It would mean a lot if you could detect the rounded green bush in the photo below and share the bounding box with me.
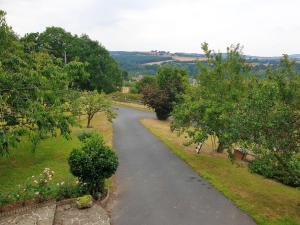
[68,132,118,197]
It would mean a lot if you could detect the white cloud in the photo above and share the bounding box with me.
[1,0,300,56]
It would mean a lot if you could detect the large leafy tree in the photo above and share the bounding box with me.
[22,27,122,93]
[172,43,250,152]
[0,11,84,154]
[233,56,300,185]
[142,66,188,120]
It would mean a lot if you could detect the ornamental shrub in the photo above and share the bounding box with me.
[68,132,118,198]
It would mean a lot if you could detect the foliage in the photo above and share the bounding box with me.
[0,168,56,206]
[172,43,300,187]
[0,168,86,206]
[142,66,188,120]
[80,91,115,128]
[0,12,83,155]
[22,27,122,93]
[55,181,86,200]
[0,10,122,154]
[132,76,157,93]
[232,56,300,185]
[68,132,118,197]
[172,43,250,152]
[249,152,300,187]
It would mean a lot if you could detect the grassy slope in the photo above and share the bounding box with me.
[140,118,300,225]
[113,101,153,112]
[0,112,113,193]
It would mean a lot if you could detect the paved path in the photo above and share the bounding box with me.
[112,106,256,225]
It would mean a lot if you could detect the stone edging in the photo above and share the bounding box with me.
[0,188,111,222]
[0,200,56,219]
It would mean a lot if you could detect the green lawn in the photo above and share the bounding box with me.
[0,112,113,193]
[140,118,300,225]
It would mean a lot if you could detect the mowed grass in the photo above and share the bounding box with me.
[140,118,300,225]
[0,112,113,193]
[113,101,153,112]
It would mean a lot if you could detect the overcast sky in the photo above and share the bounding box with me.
[1,0,300,56]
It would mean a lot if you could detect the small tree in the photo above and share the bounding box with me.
[172,43,249,153]
[142,66,188,120]
[68,132,118,197]
[80,91,115,128]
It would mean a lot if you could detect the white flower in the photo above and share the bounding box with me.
[61,181,64,185]
[35,192,39,195]
[34,180,38,184]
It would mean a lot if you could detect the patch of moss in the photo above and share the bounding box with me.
[77,195,92,205]
[76,194,93,209]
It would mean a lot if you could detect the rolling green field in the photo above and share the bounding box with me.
[140,118,300,225]
[0,112,113,193]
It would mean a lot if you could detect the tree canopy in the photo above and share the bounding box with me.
[0,10,118,155]
[21,27,123,93]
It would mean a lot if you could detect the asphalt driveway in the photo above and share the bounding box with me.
[112,106,256,225]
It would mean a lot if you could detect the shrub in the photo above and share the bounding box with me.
[0,168,58,206]
[31,168,56,202]
[55,181,86,200]
[142,85,170,120]
[68,132,118,198]
[249,152,300,187]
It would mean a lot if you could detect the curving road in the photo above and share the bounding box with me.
[112,106,256,225]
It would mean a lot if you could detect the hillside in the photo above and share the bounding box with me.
[110,51,300,76]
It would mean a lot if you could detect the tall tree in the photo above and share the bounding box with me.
[172,43,250,153]
[23,27,123,93]
[142,66,188,120]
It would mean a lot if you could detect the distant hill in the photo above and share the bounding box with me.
[110,51,300,76]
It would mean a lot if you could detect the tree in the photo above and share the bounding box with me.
[134,75,156,93]
[80,91,115,128]
[142,66,188,120]
[0,11,84,154]
[232,56,300,186]
[68,132,118,197]
[24,27,123,93]
[171,43,250,153]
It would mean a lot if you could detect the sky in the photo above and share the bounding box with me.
[1,0,300,56]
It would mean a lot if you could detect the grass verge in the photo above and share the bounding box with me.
[0,112,113,193]
[140,118,300,225]
[113,101,153,112]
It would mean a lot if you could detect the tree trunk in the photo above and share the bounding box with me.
[87,114,93,128]
[216,141,225,153]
